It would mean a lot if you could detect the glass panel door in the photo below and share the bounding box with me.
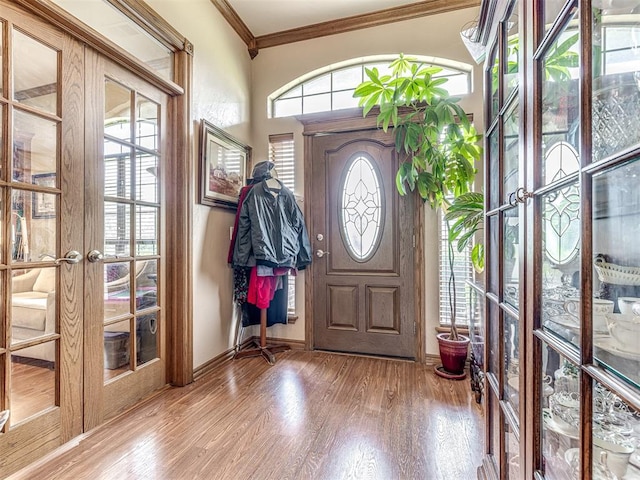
[0,5,84,476]
[84,52,166,427]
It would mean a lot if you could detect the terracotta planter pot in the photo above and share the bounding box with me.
[437,332,470,376]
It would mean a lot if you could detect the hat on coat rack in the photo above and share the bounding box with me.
[249,161,279,183]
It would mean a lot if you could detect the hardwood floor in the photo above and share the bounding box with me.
[8,351,483,480]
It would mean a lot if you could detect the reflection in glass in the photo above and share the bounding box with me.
[544,141,580,185]
[488,129,500,211]
[506,420,521,479]
[136,96,159,151]
[543,1,576,34]
[13,30,57,114]
[504,207,519,306]
[136,312,157,366]
[13,110,57,183]
[10,350,56,425]
[591,381,639,480]
[104,140,131,199]
[490,46,500,122]
[11,268,57,348]
[488,300,499,377]
[104,202,131,256]
[104,319,131,381]
[504,1,519,99]
[11,190,56,263]
[468,283,485,403]
[542,343,579,479]
[136,153,158,203]
[503,102,519,202]
[592,5,640,162]
[541,183,580,343]
[504,314,520,416]
[488,214,499,294]
[105,80,132,142]
[339,155,383,261]
[541,16,580,186]
[136,206,158,256]
[104,262,131,320]
[490,393,501,461]
[593,160,640,388]
[135,260,157,310]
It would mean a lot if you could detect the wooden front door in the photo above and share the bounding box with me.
[310,128,416,359]
[83,51,167,429]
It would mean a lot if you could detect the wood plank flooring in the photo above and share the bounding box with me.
[8,351,483,480]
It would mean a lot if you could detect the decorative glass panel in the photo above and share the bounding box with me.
[542,343,580,479]
[541,16,580,186]
[504,207,519,305]
[504,1,519,99]
[544,141,580,186]
[13,30,57,114]
[504,313,520,417]
[591,381,640,480]
[503,102,519,203]
[104,140,131,199]
[339,155,383,262]
[591,5,640,163]
[13,110,57,184]
[541,183,580,344]
[104,202,131,257]
[105,80,132,142]
[593,159,640,389]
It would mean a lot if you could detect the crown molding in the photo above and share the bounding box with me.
[212,0,480,59]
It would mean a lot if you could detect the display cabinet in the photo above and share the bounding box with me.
[477,1,640,479]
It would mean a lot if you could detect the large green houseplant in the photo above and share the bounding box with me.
[354,55,483,376]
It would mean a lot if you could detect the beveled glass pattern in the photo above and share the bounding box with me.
[541,183,580,344]
[339,155,383,262]
[541,16,580,186]
[542,343,580,480]
[591,6,640,163]
[503,102,519,203]
[12,30,57,114]
[105,80,132,142]
[592,160,640,389]
[104,202,131,257]
[590,382,640,479]
[104,140,131,199]
[504,1,519,99]
[10,348,56,425]
[503,207,519,307]
[104,319,131,382]
[504,313,520,417]
[13,110,57,184]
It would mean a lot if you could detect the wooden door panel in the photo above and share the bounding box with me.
[312,128,415,359]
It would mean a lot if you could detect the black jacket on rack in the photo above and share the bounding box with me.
[232,178,312,270]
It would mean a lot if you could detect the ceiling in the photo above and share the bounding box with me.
[211,0,481,58]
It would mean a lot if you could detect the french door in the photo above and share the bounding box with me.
[83,51,166,429]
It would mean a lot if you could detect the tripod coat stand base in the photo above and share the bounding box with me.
[234,307,290,365]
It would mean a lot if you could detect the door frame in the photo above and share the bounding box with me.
[300,109,426,363]
[16,0,194,386]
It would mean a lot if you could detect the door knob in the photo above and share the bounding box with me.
[316,249,330,258]
[54,250,82,265]
[87,250,104,263]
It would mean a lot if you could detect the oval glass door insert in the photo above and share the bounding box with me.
[339,154,384,261]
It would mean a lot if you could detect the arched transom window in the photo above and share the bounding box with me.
[269,55,473,118]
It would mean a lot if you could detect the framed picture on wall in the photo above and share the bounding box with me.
[199,119,251,210]
[32,173,56,219]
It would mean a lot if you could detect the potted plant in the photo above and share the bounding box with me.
[354,55,483,378]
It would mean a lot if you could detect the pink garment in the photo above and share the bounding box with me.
[246,267,279,309]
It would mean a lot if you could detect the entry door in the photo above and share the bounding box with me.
[83,51,166,428]
[0,3,84,474]
[311,129,415,358]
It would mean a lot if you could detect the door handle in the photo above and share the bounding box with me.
[87,250,104,263]
[54,250,82,265]
[316,249,330,258]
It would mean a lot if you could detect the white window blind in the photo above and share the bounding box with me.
[439,211,473,327]
[269,133,296,314]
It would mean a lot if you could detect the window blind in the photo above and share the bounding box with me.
[439,211,473,327]
[269,133,296,314]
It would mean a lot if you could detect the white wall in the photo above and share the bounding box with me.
[147,0,252,369]
[250,7,485,356]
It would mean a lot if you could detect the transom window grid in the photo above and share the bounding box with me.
[271,60,471,118]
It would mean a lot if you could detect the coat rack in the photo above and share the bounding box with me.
[234,308,290,365]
